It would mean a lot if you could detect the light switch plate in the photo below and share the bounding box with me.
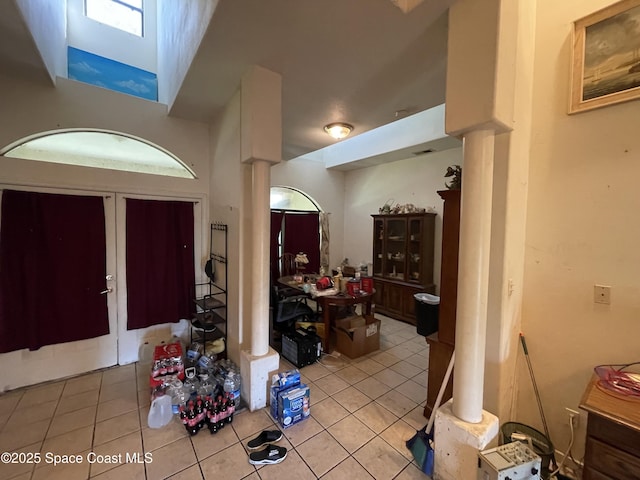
[594,285,611,305]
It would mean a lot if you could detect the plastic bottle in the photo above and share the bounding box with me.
[216,395,226,430]
[186,342,203,364]
[198,374,215,398]
[170,380,188,415]
[183,367,200,402]
[186,401,198,435]
[197,352,216,373]
[224,370,242,408]
[208,401,219,434]
[147,394,173,429]
[225,392,234,424]
[139,341,153,365]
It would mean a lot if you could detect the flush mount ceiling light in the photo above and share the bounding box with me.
[323,122,353,140]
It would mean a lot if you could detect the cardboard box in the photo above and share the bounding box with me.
[333,315,381,358]
[269,369,300,421]
[277,384,310,429]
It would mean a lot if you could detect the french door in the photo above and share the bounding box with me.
[0,186,118,391]
[115,193,203,366]
[0,187,202,391]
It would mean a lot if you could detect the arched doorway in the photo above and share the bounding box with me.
[269,186,328,283]
[0,129,202,390]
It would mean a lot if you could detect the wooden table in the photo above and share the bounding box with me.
[276,276,375,352]
[579,375,640,479]
[316,290,375,353]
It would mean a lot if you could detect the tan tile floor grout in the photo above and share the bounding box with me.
[0,315,432,480]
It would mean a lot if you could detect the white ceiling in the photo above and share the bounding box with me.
[0,0,456,165]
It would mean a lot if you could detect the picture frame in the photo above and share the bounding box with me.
[569,0,640,114]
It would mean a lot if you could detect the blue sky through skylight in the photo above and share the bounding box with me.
[68,46,158,101]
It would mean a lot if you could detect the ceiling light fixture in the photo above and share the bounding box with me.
[323,122,353,140]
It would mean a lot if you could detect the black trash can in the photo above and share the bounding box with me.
[414,293,439,336]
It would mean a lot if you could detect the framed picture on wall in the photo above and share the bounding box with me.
[570,0,640,113]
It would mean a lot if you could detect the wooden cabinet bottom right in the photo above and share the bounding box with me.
[580,376,640,480]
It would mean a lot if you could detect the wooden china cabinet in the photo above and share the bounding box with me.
[371,212,436,324]
[424,189,460,418]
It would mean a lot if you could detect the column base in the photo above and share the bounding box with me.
[433,399,499,480]
[240,347,280,411]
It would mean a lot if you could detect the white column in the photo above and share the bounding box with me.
[452,128,495,423]
[250,159,271,357]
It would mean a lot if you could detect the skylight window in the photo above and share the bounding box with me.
[85,0,144,37]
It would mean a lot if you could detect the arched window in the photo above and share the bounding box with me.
[270,186,320,211]
[1,129,196,179]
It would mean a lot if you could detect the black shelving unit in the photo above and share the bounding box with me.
[191,222,228,356]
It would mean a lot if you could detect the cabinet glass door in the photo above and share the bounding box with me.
[408,217,422,284]
[385,218,406,281]
[373,219,384,276]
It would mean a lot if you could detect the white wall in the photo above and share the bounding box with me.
[209,89,246,362]
[0,76,210,190]
[343,148,463,293]
[0,73,211,388]
[517,0,640,461]
[157,0,217,107]
[16,0,66,82]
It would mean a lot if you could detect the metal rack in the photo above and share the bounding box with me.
[191,222,228,356]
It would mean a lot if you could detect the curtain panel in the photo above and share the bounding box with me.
[0,190,109,353]
[126,198,195,330]
[283,212,320,274]
[270,211,284,285]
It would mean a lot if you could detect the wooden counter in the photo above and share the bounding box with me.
[579,375,640,479]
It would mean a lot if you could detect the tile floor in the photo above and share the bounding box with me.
[0,315,432,480]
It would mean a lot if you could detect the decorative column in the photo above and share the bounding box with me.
[433,0,521,478]
[250,159,271,356]
[239,66,282,411]
[452,128,494,422]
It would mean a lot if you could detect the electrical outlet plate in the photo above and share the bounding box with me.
[566,407,580,428]
[594,285,611,305]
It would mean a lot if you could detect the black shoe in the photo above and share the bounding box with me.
[246,430,283,450]
[248,444,287,465]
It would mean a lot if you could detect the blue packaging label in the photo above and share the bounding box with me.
[270,369,301,421]
[278,384,310,428]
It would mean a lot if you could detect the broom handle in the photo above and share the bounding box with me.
[426,350,455,435]
[519,334,552,446]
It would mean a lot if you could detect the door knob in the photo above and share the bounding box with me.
[100,287,113,295]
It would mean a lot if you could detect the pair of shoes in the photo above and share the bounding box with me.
[247,430,286,465]
[246,429,283,450]
[248,444,287,465]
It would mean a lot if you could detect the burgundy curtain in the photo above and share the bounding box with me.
[126,198,195,330]
[283,212,320,274]
[0,190,109,353]
[270,211,284,284]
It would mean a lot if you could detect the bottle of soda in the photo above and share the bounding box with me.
[195,396,205,431]
[216,395,226,429]
[225,392,234,424]
[208,402,218,434]
[186,401,198,436]
[179,404,188,429]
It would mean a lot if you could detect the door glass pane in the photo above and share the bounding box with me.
[408,218,422,282]
[386,218,406,280]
